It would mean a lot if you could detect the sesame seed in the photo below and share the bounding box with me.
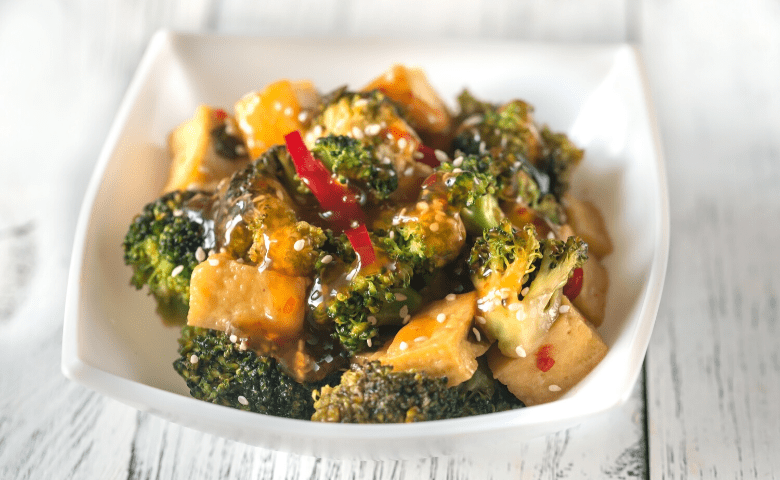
[427,113,438,124]
[235,145,246,155]
[293,239,306,251]
[298,111,309,122]
[521,286,530,296]
[239,341,248,351]
[367,338,373,347]
[171,265,184,277]
[547,231,556,239]
[324,354,333,363]
[367,316,377,325]
[208,258,220,267]
[516,346,527,357]
[399,341,408,351]
[190,354,199,364]
[516,310,524,321]
[413,151,424,160]
[508,302,521,312]
[403,315,411,324]
[429,222,440,232]
[208,249,216,257]
[365,124,381,136]
[479,141,486,154]
[414,336,428,343]
[446,293,456,301]
[436,313,447,323]
[559,305,570,313]
[354,98,369,107]
[229,334,238,343]
[313,125,323,137]
[321,254,333,264]
[284,106,293,116]
[238,395,249,406]
[399,305,409,318]
[404,166,414,176]
[452,167,463,174]
[476,315,487,325]
[382,157,393,165]
[434,149,448,162]
[472,328,482,342]
[236,258,244,264]
[388,231,395,239]
[352,126,364,139]
[173,209,183,217]
[549,385,562,392]
[386,132,394,141]
[453,156,464,167]
[395,293,408,301]
[274,101,282,111]
[276,189,285,201]
[397,137,408,150]
[416,201,429,211]
[224,123,236,135]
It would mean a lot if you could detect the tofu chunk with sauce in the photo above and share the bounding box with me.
[164,105,251,193]
[487,297,607,406]
[563,194,613,259]
[187,252,309,347]
[370,291,490,387]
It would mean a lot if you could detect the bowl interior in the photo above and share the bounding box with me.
[63,33,667,459]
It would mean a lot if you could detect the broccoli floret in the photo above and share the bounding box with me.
[173,326,329,419]
[312,241,420,353]
[216,161,326,276]
[453,90,543,163]
[468,220,587,357]
[538,125,584,199]
[430,161,505,234]
[311,134,398,201]
[311,361,522,423]
[376,197,467,274]
[123,190,212,321]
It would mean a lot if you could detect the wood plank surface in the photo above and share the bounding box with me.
[8,0,779,478]
[641,1,780,477]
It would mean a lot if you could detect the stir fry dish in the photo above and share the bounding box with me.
[123,65,613,422]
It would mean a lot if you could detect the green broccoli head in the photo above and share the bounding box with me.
[453,90,543,163]
[216,161,326,276]
[468,220,587,357]
[312,134,398,201]
[311,361,523,423]
[376,198,467,274]
[123,190,212,321]
[173,326,330,419]
[539,125,584,199]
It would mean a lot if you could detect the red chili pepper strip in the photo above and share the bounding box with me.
[284,131,366,230]
[535,344,555,372]
[345,224,376,267]
[563,267,584,300]
[416,144,440,168]
[213,108,228,121]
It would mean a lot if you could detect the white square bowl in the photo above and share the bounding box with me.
[62,31,668,459]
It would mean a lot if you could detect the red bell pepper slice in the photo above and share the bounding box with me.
[284,131,376,265]
[284,131,366,230]
[345,224,376,267]
[563,267,584,300]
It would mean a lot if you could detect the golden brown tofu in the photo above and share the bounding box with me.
[164,105,251,193]
[487,298,607,406]
[371,291,489,387]
[187,252,309,347]
[362,64,452,137]
[573,255,609,327]
[563,193,613,259]
[234,80,319,159]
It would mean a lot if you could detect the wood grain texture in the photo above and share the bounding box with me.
[641,0,780,478]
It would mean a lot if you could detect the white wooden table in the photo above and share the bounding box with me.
[1,1,778,478]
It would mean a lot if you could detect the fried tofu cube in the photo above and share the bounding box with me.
[164,105,251,193]
[487,298,607,406]
[363,64,452,136]
[573,255,609,326]
[188,252,309,347]
[371,291,489,387]
[234,80,319,159]
[563,193,613,259]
